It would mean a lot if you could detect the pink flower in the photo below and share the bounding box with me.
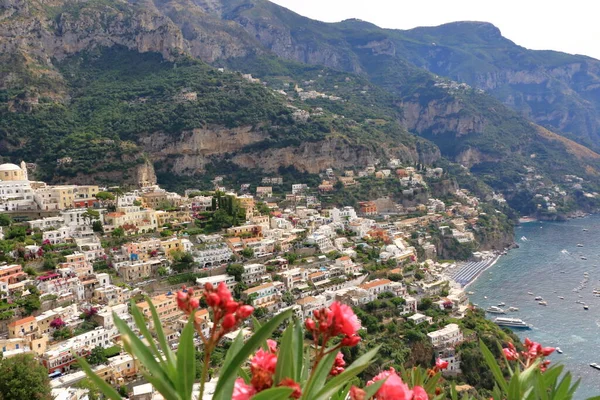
[412,385,429,400]
[266,339,278,354]
[330,352,346,376]
[503,347,519,361]
[217,282,233,304]
[368,368,413,400]
[330,301,361,337]
[251,349,278,374]
[236,305,254,319]
[435,358,449,370]
[542,347,556,356]
[232,378,256,400]
[350,386,367,400]
[278,378,302,399]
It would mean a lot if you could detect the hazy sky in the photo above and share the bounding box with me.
[270,0,600,60]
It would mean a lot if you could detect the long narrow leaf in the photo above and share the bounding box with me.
[274,323,295,385]
[221,330,245,376]
[176,316,196,400]
[130,300,162,360]
[313,346,380,400]
[213,309,293,400]
[77,355,122,400]
[250,387,294,400]
[362,378,386,399]
[146,295,177,371]
[293,319,304,382]
[301,349,338,400]
[113,315,176,395]
[479,340,508,393]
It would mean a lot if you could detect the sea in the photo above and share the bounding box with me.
[469,215,600,399]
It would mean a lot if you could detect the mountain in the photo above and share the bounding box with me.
[2,0,600,215]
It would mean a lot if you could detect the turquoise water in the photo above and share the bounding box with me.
[469,216,600,399]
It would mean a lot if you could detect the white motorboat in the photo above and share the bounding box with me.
[539,300,548,306]
[558,296,564,300]
[534,296,543,301]
[486,306,506,314]
[498,302,506,307]
[494,317,530,329]
[508,307,519,312]
[556,347,563,354]
[584,304,589,310]
[590,363,600,370]
[581,256,588,260]
[577,244,584,247]
[528,292,534,295]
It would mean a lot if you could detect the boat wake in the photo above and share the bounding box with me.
[521,236,528,242]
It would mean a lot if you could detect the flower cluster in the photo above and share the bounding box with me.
[330,351,346,376]
[233,340,302,400]
[305,301,361,348]
[177,283,254,342]
[502,338,555,371]
[350,368,428,400]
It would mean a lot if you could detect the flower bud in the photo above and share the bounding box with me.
[226,301,240,314]
[349,386,366,400]
[189,298,199,310]
[236,305,254,319]
[222,313,236,330]
[206,293,220,308]
[542,347,556,356]
[341,335,361,347]
[305,318,316,331]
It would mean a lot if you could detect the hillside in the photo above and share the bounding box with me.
[2,0,600,215]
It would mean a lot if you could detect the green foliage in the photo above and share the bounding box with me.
[0,213,11,227]
[86,345,108,366]
[0,354,52,400]
[171,251,196,272]
[226,263,245,282]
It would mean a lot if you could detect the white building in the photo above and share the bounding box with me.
[196,274,237,291]
[427,323,463,348]
[279,268,309,289]
[194,244,233,268]
[330,206,357,223]
[242,264,267,285]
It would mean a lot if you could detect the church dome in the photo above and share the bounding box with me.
[0,163,21,172]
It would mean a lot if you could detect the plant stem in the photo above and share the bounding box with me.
[199,346,211,400]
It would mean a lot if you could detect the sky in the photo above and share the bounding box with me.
[270,0,600,60]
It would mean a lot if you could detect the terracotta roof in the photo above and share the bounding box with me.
[8,315,36,327]
[359,279,392,290]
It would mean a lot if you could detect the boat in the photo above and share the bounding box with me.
[467,291,474,295]
[486,306,506,314]
[590,363,600,370]
[556,347,563,354]
[508,307,519,312]
[581,256,588,260]
[538,300,548,306]
[494,317,530,329]
[528,292,534,295]
[577,244,584,247]
[498,302,506,307]
[584,305,589,310]
[534,296,543,301]
[583,229,588,232]
[558,296,564,300]
[521,236,528,241]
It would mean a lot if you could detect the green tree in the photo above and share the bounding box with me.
[171,251,196,272]
[92,220,104,233]
[95,191,115,201]
[111,227,125,238]
[82,208,100,224]
[0,213,11,226]
[226,263,245,282]
[0,354,52,400]
[240,247,254,259]
[86,346,108,366]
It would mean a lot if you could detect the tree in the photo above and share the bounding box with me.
[226,263,245,282]
[0,354,52,400]
[86,345,108,366]
[171,251,196,272]
[95,191,115,202]
[111,227,124,238]
[240,247,254,259]
[0,213,11,226]
[92,220,104,233]
[282,291,295,306]
[82,208,100,225]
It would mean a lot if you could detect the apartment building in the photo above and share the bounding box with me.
[241,263,267,285]
[427,323,463,349]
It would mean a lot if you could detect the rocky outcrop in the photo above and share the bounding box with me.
[401,99,486,137]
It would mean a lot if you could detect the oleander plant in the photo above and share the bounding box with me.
[78,282,598,400]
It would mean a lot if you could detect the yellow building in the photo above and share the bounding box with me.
[104,206,158,233]
[0,162,28,181]
[8,316,38,338]
[160,237,183,258]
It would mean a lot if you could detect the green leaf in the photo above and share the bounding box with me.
[176,316,196,400]
[77,354,122,400]
[221,330,245,374]
[213,309,293,400]
[507,368,522,400]
[250,387,294,400]
[113,315,178,398]
[479,339,508,393]
[274,323,295,385]
[293,319,304,382]
[312,346,381,400]
[146,295,177,372]
[130,299,162,360]
[301,349,338,400]
[362,378,386,399]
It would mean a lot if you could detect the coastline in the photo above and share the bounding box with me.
[462,253,501,289]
